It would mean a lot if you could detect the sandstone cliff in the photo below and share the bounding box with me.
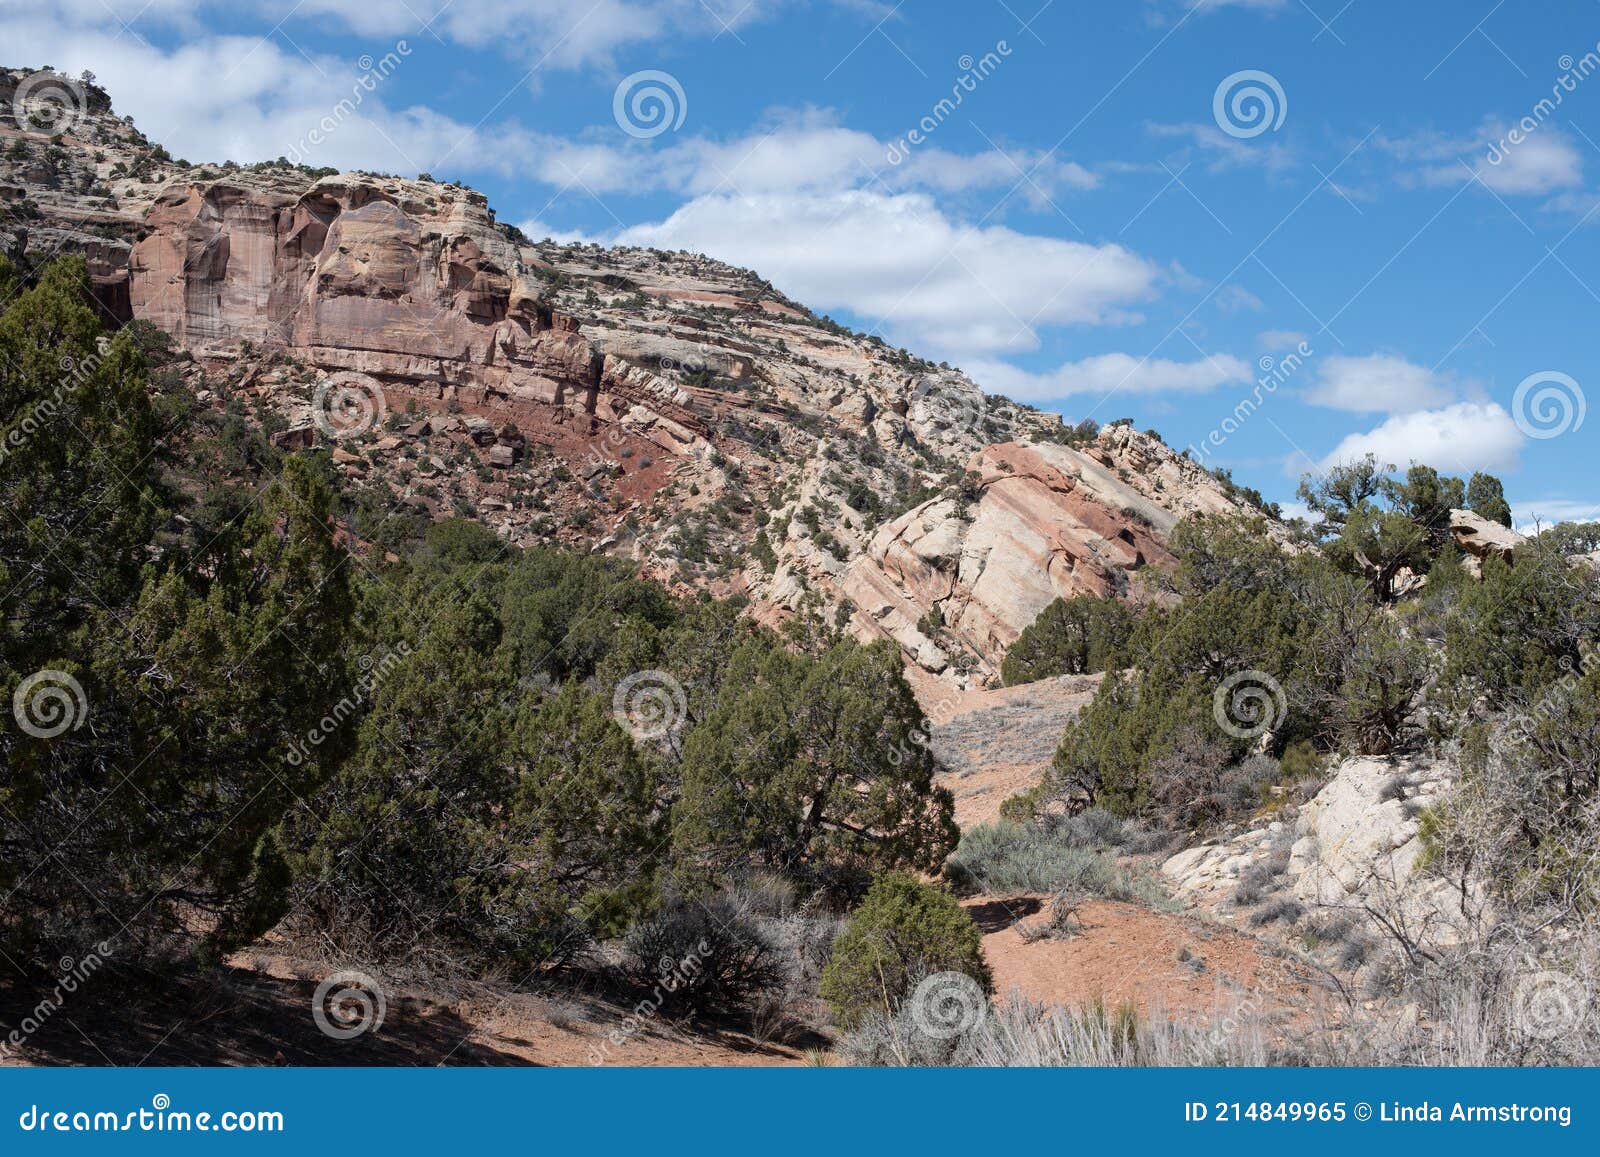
[2,65,1281,682]
[840,426,1271,678]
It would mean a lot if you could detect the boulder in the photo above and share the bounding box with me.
[1450,508,1524,565]
[271,425,316,450]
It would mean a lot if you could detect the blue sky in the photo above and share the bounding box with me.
[14,0,1599,522]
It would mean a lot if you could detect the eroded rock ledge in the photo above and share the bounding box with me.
[842,427,1267,678]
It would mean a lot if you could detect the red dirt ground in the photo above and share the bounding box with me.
[966,896,1322,1029]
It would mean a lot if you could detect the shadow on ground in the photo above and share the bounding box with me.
[0,964,527,1066]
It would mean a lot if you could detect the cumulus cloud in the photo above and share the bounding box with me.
[1315,402,1524,474]
[4,6,1109,212]
[1303,353,1456,413]
[964,352,1252,401]
[1274,499,1321,526]
[616,190,1160,355]
[1475,130,1584,195]
[1214,284,1264,313]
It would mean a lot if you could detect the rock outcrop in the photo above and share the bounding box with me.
[1163,756,1481,946]
[1449,507,1524,572]
[841,427,1273,677]
[128,175,616,414]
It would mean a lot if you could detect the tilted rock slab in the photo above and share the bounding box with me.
[842,428,1260,676]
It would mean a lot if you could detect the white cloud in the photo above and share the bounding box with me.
[6,6,1113,213]
[894,147,1100,199]
[483,110,1105,205]
[1275,500,1321,525]
[299,0,799,68]
[1303,353,1456,413]
[517,218,600,246]
[1215,284,1264,313]
[964,351,1252,401]
[1150,0,1287,23]
[1474,130,1581,196]
[1257,329,1306,350]
[22,0,800,71]
[1379,123,1584,197]
[1512,499,1600,533]
[0,12,530,176]
[1315,402,1524,474]
[616,190,1160,355]
[6,9,1107,213]
[1145,121,1293,173]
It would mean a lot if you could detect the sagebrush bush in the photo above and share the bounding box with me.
[944,817,1173,907]
[847,935,1600,1067]
[1018,888,1086,943]
[819,873,991,1031]
[846,992,1270,1067]
[945,821,1084,893]
[623,892,785,1014]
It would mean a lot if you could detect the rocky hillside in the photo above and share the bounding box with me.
[841,427,1272,678]
[1,66,1275,683]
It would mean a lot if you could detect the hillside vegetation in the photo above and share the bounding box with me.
[0,258,964,1040]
